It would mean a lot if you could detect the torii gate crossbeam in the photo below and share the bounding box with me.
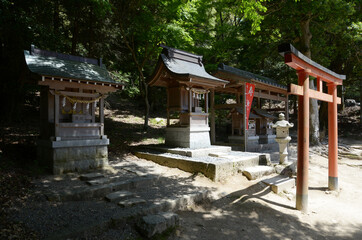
[278,44,346,212]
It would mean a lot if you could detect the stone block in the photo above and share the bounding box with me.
[271,178,295,194]
[87,177,110,186]
[242,166,275,180]
[118,198,146,208]
[105,191,135,202]
[263,176,296,194]
[165,127,211,149]
[80,172,104,181]
[96,146,108,159]
[137,212,179,238]
[275,161,297,176]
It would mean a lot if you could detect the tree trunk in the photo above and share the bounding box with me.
[360,80,362,126]
[300,14,320,146]
[143,81,150,131]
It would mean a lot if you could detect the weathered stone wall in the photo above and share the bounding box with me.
[37,139,109,174]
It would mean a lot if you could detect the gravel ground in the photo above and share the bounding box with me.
[6,157,209,239]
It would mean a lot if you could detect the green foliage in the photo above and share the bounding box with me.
[110,71,140,98]
[0,0,360,122]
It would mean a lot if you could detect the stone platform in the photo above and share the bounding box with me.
[37,138,109,174]
[133,145,271,182]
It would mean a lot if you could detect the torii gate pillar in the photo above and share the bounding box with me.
[328,83,338,190]
[296,69,310,210]
[278,44,345,212]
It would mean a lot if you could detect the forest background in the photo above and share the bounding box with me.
[0,0,360,145]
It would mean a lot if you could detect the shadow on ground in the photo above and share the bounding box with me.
[175,181,362,240]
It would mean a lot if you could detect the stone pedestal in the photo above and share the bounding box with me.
[165,126,211,149]
[37,138,109,174]
[228,135,260,152]
[259,135,276,144]
[274,137,291,164]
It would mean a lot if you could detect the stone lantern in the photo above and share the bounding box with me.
[272,113,294,164]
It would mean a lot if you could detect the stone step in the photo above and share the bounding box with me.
[46,176,157,201]
[137,212,180,238]
[40,190,210,239]
[79,172,104,181]
[262,176,296,194]
[242,166,275,180]
[87,177,110,186]
[118,198,146,208]
[275,161,297,176]
[105,191,135,202]
[208,152,230,157]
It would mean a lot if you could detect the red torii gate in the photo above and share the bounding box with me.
[278,44,346,212]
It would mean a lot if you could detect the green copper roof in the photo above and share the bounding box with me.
[218,64,286,89]
[24,50,115,83]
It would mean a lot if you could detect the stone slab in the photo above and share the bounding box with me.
[80,172,104,181]
[134,150,269,182]
[262,176,295,194]
[242,166,275,180]
[137,212,179,238]
[87,177,111,186]
[142,145,232,157]
[46,176,157,202]
[118,198,146,208]
[105,191,135,202]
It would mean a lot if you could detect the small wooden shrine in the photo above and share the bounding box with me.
[228,107,260,151]
[213,64,287,151]
[228,108,260,136]
[253,109,277,144]
[24,45,122,174]
[149,45,228,148]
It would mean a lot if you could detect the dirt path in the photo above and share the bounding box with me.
[169,144,362,240]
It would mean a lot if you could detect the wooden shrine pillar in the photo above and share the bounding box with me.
[188,88,192,112]
[243,84,247,151]
[285,94,289,121]
[328,83,338,190]
[296,69,310,212]
[210,90,216,144]
[54,93,60,139]
[205,91,209,113]
[166,89,170,126]
[100,97,105,136]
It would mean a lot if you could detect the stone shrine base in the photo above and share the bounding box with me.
[259,134,276,144]
[133,145,270,181]
[165,126,211,149]
[37,138,109,174]
[228,135,260,152]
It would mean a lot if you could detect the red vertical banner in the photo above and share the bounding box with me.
[245,83,255,130]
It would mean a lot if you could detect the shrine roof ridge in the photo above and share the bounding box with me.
[231,107,261,119]
[160,44,203,64]
[253,109,277,120]
[217,64,287,89]
[25,45,117,84]
[153,45,228,85]
[278,43,346,80]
